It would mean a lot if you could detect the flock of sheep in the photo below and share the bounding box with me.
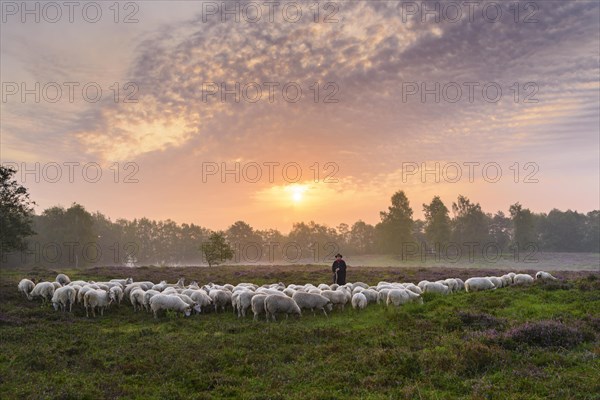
[17,271,558,321]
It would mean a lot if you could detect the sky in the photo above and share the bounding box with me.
[1,0,599,233]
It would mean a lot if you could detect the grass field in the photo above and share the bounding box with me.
[1,264,599,399]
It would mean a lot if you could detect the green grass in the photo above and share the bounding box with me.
[1,266,599,399]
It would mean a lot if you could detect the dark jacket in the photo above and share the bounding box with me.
[332,259,347,285]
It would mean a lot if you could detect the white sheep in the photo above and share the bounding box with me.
[77,285,95,304]
[535,271,558,282]
[464,277,496,292]
[143,290,161,311]
[124,281,154,299]
[109,286,124,305]
[251,294,268,321]
[29,282,55,304]
[443,279,459,293]
[264,294,301,321]
[55,273,71,286]
[130,288,146,312]
[513,273,534,286]
[209,289,231,313]
[423,282,450,295]
[188,291,212,313]
[386,289,411,306]
[403,283,423,295]
[361,289,379,304]
[51,286,76,312]
[110,278,133,286]
[174,293,201,313]
[292,292,332,316]
[84,289,112,317]
[377,288,391,304]
[351,293,368,310]
[487,276,504,289]
[236,291,257,318]
[18,279,35,299]
[150,294,192,319]
[321,290,348,311]
[500,275,513,287]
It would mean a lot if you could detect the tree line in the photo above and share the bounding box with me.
[1,166,598,267]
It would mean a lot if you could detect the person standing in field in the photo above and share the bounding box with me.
[332,253,347,285]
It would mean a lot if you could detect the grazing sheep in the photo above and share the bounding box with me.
[174,294,202,314]
[535,271,558,282]
[377,289,391,304]
[351,293,368,310]
[487,276,504,289]
[443,279,459,293]
[251,294,268,321]
[55,273,71,286]
[386,289,411,306]
[84,289,112,317]
[235,291,257,318]
[142,290,161,311]
[292,292,332,316]
[321,290,348,311]
[352,286,365,296]
[417,280,430,291]
[283,288,296,298]
[465,277,496,293]
[188,291,212,313]
[130,288,146,312]
[361,289,379,304]
[29,282,55,304]
[423,282,450,295]
[210,289,231,313]
[256,288,286,296]
[109,286,124,305]
[51,286,76,312]
[513,274,534,286]
[152,281,168,292]
[264,295,301,321]
[124,282,154,299]
[18,279,35,299]
[317,284,331,291]
[110,278,133,286]
[404,283,423,295]
[500,275,513,287]
[150,294,192,319]
[351,282,369,290]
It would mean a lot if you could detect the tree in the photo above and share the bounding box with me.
[349,220,375,254]
[0,166,36,256]
[451,195,489,247]
[423,196,451,251]
[509,203,536,250]
[378,191,414,254]
[488,211,511,251]
[200,231,234,267]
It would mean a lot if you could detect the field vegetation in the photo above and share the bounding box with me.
[1,265,599,399]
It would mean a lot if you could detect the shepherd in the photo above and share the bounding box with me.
[332,253,347,285]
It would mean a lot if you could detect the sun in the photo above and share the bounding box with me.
[288,184,308,204]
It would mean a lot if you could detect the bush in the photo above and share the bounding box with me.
[503,320,585,349]
[459,341,504,376]
[457,311,505,330]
